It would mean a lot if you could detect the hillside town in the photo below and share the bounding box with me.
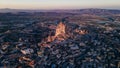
[0,10,120,68]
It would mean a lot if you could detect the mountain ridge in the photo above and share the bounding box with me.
[0,8,120,14]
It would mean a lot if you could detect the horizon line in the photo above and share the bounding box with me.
[0,8,120,10]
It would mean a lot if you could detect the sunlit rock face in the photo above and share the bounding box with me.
[47,36,55,42]
[75,29,88,35]
[54,22,67,41]
[47,22,67,42]
[55,22,66,37]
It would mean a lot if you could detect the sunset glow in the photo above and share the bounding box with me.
[0,0,120,9]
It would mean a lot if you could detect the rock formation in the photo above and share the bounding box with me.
[47,22,67,42]
[55,22,66,37]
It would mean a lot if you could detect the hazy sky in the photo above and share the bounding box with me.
[0,0,120,9]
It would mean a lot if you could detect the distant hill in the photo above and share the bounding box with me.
[53,9,120,15]
[0,8,46,13]
[0,8,22,13]
[71,9,120,15]
[0,8,120,15]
